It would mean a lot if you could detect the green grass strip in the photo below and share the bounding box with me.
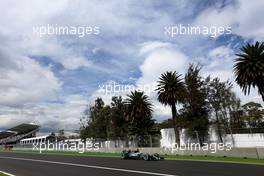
[162,154,264,165]
[0,172,9,176]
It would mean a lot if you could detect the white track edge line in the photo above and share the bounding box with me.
[0,156,178,176]
[0,170,15,176]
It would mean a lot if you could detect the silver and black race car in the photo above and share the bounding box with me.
[121,149,164,161]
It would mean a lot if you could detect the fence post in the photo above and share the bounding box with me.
[255,147,260,159]
[228,126,235,146]
[149,135,152,148]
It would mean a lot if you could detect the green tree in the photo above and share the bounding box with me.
[206,77,242,142]
[108,96,128,140]
[156,71,185,145]
[80,97,128,142]
[58,129,66,141]
[158,119,174,129]
[242,102,264,129]
[79,125,91,141]
[125,91,158,147]
[228,94,245,130]
[128,116,159,147]
[126,91,152,122]
[180,64,209,145]
[81,98,110,140]
[234,41,264,101]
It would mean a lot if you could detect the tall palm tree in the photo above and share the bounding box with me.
[156,71,185,145]
[234,41,264,101]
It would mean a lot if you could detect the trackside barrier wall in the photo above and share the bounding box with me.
[94,147,264,159]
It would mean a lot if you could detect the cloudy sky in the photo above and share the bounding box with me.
[0,0,263,133]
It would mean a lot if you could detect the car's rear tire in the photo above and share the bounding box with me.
[152,153,162,160]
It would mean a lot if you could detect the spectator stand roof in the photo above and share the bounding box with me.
[0,123,40,140]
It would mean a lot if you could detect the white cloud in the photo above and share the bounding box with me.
[193,0,264,40]
[0,0,173,71]
[62,56,91,70]
[0,1,95,71]
[137,41,188,87]
[0,94,87,132]
[19,36,93,70]
[0,48,61,107]
[139,41,171,55]
[202,45,235,81]
[89,80,129,106]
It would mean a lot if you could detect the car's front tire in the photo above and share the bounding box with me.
[143,153,150,161]
[121,151,127,159]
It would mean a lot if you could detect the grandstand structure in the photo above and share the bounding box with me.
[0,123,40,148]
[20,135,56,145]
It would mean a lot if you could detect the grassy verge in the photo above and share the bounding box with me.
[163,154,264,164]
[1,149,120,157]
[1,149,264,165]
[0,172,9,176]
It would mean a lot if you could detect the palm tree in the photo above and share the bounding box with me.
[156,71,185,145]
[126,91,153,122]
[128,116,159,147]
[125,91,157,146]
[234,41,264,101]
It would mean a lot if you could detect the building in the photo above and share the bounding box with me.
[20,135,56,146]
[0,123,40,148]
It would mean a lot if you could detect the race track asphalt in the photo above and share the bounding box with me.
[0,152,263,176]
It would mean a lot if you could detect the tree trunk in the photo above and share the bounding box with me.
[227,107,235,146]
[215,111,223,143]
[171,103,180,145]
[260,87,264,102]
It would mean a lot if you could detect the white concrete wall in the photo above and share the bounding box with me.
[230,133,264,147]
[90,147,264,159]
[160,128,264,148]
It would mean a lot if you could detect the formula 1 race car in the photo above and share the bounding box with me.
[121,149,164,161]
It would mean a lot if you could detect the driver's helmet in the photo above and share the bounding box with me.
[134,148,139,152]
